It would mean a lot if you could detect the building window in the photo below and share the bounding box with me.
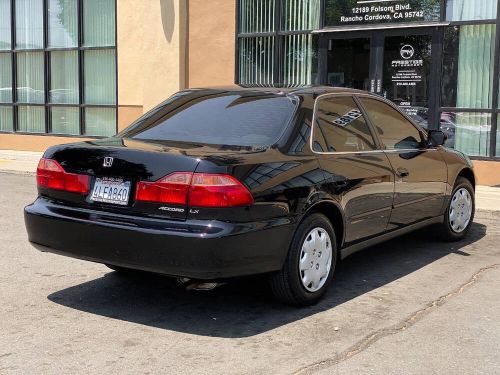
[441,21,498,157]
[441,112,492,157]
[0,0,117,136]
[237,0,319,86]
[446,0,497,22]
[442,25,496,109]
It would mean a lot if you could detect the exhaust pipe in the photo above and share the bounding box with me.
[177,277,224,291]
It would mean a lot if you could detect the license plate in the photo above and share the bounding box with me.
[90,177,131,206]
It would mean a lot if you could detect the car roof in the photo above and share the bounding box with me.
[186,85,372,98]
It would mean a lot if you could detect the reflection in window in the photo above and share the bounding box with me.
[239,37,275,86]
[283,34,318,86]
[125,94,297,147]
[289,122,311,155]
[441,112,491,157]
[314,96,376,152]
[48,0,78,48]
[361,98,422,150]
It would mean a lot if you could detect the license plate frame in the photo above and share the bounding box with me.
[90,177,131,206]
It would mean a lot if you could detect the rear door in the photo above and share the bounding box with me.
[358,96,447,228]
[312,95,395,245]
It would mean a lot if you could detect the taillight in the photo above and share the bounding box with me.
[189,173,254,207]
[36,158,89,194]
[135,172,254,208]
[135,172,192,205]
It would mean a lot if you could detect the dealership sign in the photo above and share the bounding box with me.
[391,44,424,88]
[325,0,441,27]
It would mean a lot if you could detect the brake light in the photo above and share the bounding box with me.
[36,158,89,194]
[135,172,254,207]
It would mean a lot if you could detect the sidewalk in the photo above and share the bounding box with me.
[0,150,43,175]
[1,149,499,211]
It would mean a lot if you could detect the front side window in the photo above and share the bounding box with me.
[313,96,376,153]
[360,98,423,150]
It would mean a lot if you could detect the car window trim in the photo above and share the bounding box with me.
[309,93,380,155]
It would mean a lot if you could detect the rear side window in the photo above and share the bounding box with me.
[121,92,298,147]
[313,96,376,153]
[360,98,423,150]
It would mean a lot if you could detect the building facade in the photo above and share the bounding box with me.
[0,0,499,185]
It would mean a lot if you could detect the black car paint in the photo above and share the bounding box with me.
[24,87,475,280]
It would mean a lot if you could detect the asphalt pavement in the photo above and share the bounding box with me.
[0,172,499,374]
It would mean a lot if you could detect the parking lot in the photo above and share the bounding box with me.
[1,172,499,374]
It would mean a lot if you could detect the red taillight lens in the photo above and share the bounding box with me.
[36,158,89,194]
[135,172,254,208]
[189,173,254,207]
[135,172,192,204]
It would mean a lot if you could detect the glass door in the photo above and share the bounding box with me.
[381,34,434,129]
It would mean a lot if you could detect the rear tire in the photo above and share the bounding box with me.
[439,177,475,242]
[269,213,337,306]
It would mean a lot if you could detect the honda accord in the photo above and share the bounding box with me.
[24,87,475,306]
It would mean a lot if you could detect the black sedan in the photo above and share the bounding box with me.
[25,87,476,306]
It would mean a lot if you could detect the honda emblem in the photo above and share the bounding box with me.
[103,157,114,167]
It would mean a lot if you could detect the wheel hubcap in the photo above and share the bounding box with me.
[449,188,472,233]
[299,227,332,292]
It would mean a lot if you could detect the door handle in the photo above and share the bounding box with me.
[396,168,410,178]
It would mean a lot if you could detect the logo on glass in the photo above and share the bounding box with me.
[103,157,114,167]
[400,45,415,60]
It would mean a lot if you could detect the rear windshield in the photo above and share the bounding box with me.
[120,91,298,147]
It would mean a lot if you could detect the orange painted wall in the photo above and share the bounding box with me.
[188,0,236,87]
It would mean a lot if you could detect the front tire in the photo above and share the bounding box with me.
[269,213,337,306]
[439,177,475,242]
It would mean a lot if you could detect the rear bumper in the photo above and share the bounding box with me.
[24,198,295,279]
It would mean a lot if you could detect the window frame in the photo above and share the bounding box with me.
[0,0,117,138]
[310,93,382,155]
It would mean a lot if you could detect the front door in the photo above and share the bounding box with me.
[325,28,440,129]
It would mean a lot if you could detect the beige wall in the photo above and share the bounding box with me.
[118,0,187,113]
[188,0,236,87]
[0,134,92,152]
[473,161,500,187]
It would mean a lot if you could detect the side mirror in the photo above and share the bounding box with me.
[427,130,447,147]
